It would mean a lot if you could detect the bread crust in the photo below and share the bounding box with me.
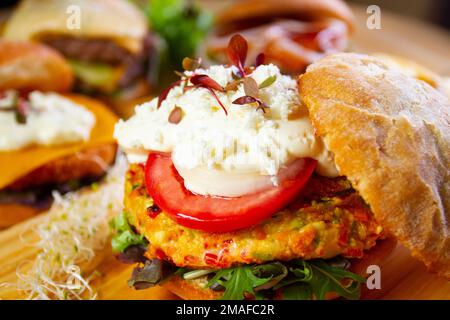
[162,238,397,300]
[0,40,73,92]
[2,0,148,54]
[299,53,450,279]
[216,0,354,31]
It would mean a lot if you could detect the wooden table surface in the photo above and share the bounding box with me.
[0,2,449,300]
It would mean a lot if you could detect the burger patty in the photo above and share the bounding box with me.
[124,164,384,269]
[5,143,117,191]
[42,36,131,65]
[41,35,157,88]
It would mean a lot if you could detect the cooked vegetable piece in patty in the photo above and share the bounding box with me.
[124,164,384,269]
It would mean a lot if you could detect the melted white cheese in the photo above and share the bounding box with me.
[0,91,95,151]
[115,64,339,197]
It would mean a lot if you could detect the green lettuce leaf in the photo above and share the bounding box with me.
[109,211,147,252]
[308,260,365,300]
[276,260,365,300]
[282,283,313,300]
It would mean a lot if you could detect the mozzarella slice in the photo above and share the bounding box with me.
[174,158,307,197]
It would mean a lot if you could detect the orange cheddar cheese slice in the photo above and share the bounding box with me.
[0,94,118,190]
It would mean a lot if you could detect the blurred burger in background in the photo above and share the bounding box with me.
[2,0,213,118]
[0,40,118,228]
[2,0,157,114]
[204,0,354,74]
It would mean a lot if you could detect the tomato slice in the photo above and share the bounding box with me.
[145,153,316,233]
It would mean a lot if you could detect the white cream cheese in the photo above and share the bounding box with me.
[115,64,339,197]
[0,91,96,151]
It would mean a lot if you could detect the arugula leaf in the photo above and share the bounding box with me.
[207,265,271,300]
[282,283,313,300]
[252,262,288,291]
[110,211,147,252]
[279,259,365,300]
[308,260,365,300]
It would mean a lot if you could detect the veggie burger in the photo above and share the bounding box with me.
[112,35,450,299]
[0,41,118,228]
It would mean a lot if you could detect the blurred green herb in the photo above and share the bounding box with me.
[146,0,212,67]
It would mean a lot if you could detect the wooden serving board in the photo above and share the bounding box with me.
[0,213,177,300]
[0,209,449,300]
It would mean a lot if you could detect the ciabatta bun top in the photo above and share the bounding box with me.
[299,53,450,278]
[2,0,148,53]
[0,40,73,92]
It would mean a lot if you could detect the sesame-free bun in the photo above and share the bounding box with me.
[299,53,450,279]
[2,0,148,54]
[216,0,355,34]
[0,40,73,92]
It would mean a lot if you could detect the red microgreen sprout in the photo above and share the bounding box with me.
[158,34,268,116]
[255,53,265,67]
[208,88,228,115]
[223,34,271,98]
[157,80,183,109]
[190,74,224,92]
[15,98,29,124]
[159,57,203,108]
[232,96,268,113]
[190,74,227,115]
[227,34,248,78]
[168,105,183,124]
[232,76,271,113]
[243,77,259,98]
[0,91,29,124]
